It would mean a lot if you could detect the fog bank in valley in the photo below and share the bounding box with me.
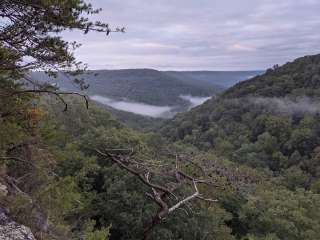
[90,95,173,118]
[91,94,212,118]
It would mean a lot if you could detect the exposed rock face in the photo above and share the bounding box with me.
[0,207,36,240]
[0,183,8,196]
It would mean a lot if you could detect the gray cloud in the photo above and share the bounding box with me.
[64,0,320,70]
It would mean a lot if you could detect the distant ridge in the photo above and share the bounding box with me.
[165,70,263,88]
[30,69,261,106]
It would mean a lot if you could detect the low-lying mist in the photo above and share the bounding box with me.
[91,94,212,118]
[91,95,174,118]
[250,97,320,115]
[179,95,211,109]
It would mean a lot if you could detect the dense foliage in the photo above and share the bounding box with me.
[159,54,320,239]
[1,91,241,239]
[161,54,320,188]
[1,0,109,77]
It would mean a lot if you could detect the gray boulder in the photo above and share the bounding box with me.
[0,207,36,240]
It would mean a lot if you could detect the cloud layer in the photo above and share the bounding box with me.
[64,0,320,70]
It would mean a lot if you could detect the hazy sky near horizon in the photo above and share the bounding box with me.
[64,0,320,70]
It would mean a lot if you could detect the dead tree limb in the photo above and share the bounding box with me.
[4,89,89,112]
[95,149,220,240]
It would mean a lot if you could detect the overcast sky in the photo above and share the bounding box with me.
[64,0,320,70]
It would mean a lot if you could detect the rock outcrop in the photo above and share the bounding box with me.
[0,207,36,240]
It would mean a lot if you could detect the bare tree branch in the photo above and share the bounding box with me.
[168,180,200,213]
[1,89,89,112]
[95,149,220,240]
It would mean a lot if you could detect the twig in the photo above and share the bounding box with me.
[2,90,89,112]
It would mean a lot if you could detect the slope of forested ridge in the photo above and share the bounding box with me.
[161,54,320,188]
[224,54,320,98]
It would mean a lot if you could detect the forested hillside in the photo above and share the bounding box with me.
[161,54,320,190]
[224,55,320,98]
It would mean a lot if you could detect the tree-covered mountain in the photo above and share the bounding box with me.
[30,69,261,114]
[224,55,320,98]
[30,69,219,106]
[161,54,320,190]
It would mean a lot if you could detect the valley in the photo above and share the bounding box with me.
[30,69,261,120]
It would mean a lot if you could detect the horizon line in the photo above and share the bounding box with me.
[31,68,264,72]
